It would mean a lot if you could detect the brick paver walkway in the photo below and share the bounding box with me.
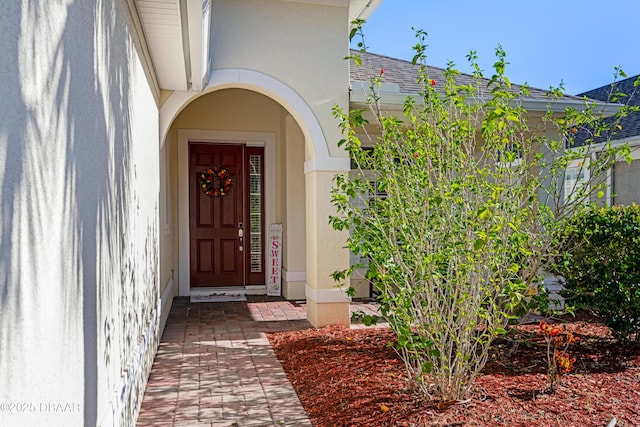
[136,296,381,427]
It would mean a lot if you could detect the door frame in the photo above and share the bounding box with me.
[177,129,276,296]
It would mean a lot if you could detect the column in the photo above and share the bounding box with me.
[304,169,351,327]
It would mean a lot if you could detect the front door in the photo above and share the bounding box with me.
[189,143,265,287]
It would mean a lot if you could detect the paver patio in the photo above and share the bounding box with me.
[136,296,381,427]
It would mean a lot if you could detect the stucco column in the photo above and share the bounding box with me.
[304,169,351,327]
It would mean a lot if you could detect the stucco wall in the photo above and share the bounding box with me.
[0,1,159,426]
[613,158,640,205]
[282,115,307,298]
[210,0,350,159]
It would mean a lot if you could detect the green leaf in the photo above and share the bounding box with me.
[478,207,491,220]
[349,27,358,42]
[363,314,379,326]
[473,238,486,251]
[421,361,433,374]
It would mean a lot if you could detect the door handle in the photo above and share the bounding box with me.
[238,222,244,251]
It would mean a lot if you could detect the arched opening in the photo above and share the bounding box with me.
[160,88,309,299]
[157,70,352,327]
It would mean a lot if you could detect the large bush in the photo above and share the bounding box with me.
[331,23,634,402]
[553,204,640,341]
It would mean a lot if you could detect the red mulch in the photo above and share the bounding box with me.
[268,313,640,426]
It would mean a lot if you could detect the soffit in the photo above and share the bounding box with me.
[135,0,189,91]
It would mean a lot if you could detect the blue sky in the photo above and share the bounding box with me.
[355,1,640,95]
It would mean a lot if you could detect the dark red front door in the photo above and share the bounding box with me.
[189,143,244,287]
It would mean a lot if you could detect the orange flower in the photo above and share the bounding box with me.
[430,79,436,86]
[556,350,576,373]
[379,404,389,413]
[566,332,579,344]
[538,321,561,337]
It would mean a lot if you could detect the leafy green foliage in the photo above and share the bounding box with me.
[332,22,632,401]
[552,205,640,341]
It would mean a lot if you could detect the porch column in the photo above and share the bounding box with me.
[304,169,351,327]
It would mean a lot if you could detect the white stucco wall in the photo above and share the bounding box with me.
[0,1,159,426]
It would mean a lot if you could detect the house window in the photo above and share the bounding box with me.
[349,175,387,269]
[563,158,591,204]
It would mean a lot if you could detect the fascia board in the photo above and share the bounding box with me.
[186,0,211,92]
[349,0,383,22]
[350,85,623,116]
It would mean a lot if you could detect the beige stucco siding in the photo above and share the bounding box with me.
[210,0,350,159]
[282,115,307,298]
[614,158,640,205]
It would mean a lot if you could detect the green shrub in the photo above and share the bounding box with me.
[553,204,640,341]
[331,21,633,400]
[332,20,638,401]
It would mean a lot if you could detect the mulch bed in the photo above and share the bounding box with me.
[268,313,640,426]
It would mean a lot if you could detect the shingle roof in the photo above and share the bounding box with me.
[577,75,640,141]
[349,50,584,102]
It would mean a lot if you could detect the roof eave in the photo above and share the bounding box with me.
[349,0,383,23]
[350,86,623,116]
[131,0,211,92]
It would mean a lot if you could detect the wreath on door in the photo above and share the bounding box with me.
[199,166,233,197]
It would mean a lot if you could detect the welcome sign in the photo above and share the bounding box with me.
[267,224,283,296]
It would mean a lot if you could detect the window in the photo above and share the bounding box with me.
[563,158,591,204]
[248,154,263,273]
[348,174,387,270]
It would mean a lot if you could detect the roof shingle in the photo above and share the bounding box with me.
[349,51,583,102]
[577,75,640,141]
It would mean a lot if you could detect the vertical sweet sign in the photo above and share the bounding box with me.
[267,224,283,296]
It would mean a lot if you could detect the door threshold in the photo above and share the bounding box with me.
[190,286,267,296]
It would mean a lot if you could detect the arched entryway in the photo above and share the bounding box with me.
[159,70,352,327]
